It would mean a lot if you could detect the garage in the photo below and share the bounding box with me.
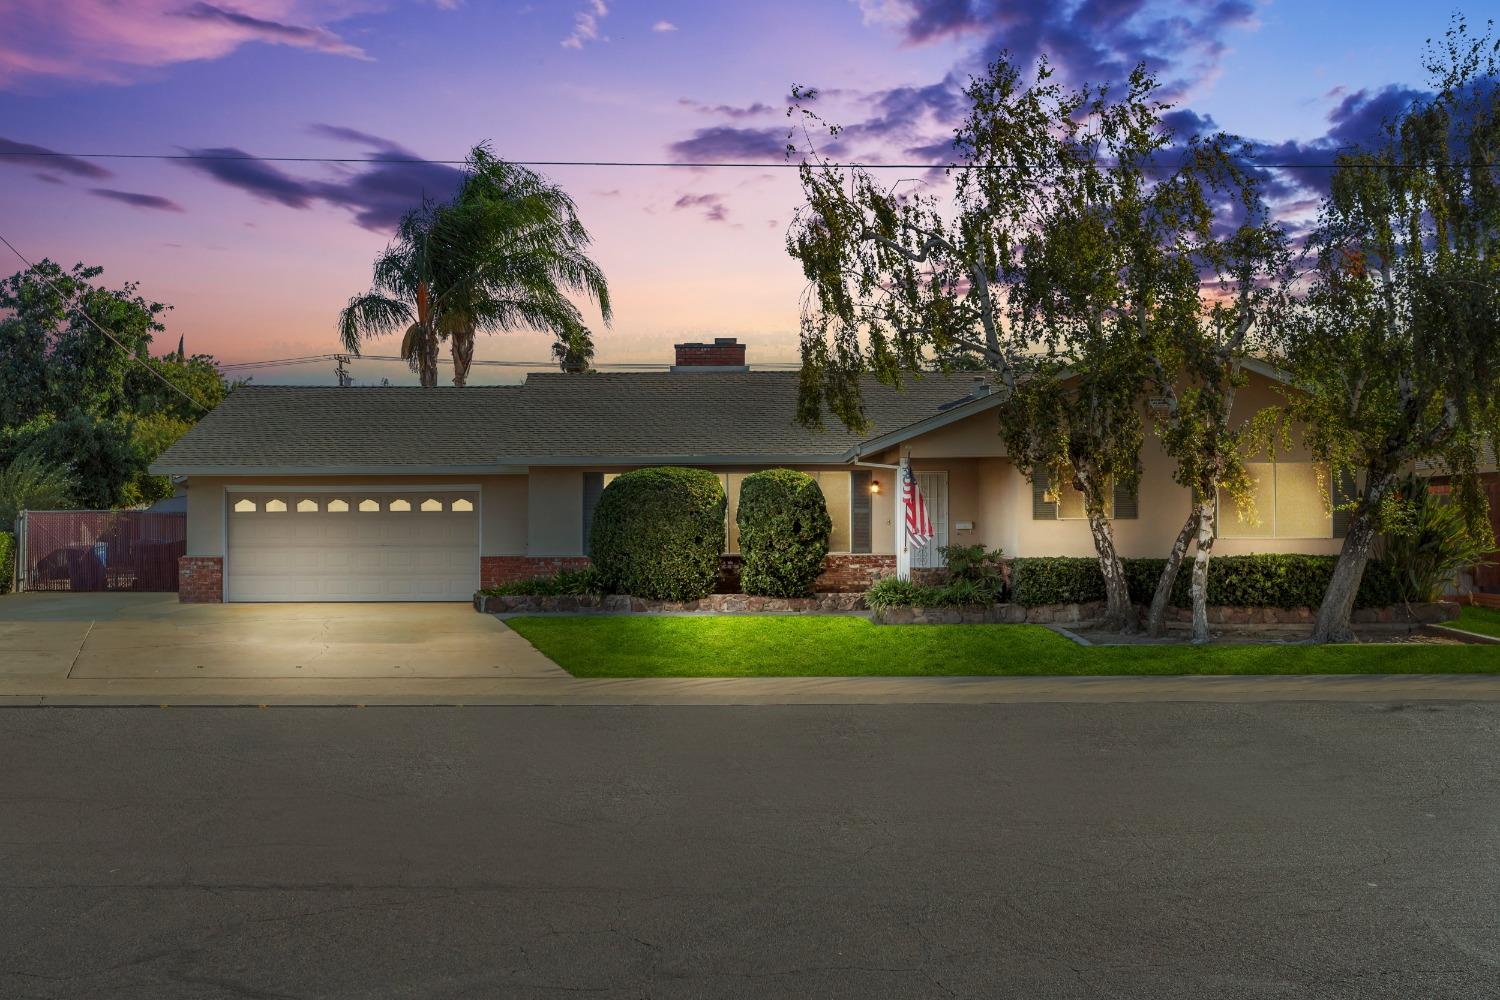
[226,489,480,602]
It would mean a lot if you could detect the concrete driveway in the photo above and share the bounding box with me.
[0,593,566,682]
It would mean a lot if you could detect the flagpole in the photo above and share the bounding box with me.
[896,447,912,581]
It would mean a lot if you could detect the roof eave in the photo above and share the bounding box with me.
[497,453,852,467]
[845,391,1007,461]
[150,463,528,477]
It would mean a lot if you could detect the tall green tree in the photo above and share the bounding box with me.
[788,56,1281,632]
[338,145,611,387]
[0,262,164,425]
[0,260,225,508]
[1141,220,1293,642]
[1279,18,1500,643]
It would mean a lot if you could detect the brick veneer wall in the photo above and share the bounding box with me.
[719,553,929,593]
[178,556,223,603]
[481,556,593,589]
[673,339,746,367]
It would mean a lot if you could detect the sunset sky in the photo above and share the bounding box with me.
[0,0,1454,385]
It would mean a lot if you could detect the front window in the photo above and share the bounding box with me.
[1219,461,1333,538]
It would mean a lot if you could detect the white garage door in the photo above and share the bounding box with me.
[226,490,480,602]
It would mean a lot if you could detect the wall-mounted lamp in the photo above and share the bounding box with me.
[869,479,882,495]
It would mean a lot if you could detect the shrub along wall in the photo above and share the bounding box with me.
[1009,554,1405,610]
[736,468,833,597]
[589,466,726,601]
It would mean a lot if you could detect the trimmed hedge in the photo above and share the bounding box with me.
[1010,554,1405,610]
[736,469,832,597]
[0,530,12,595]
[590,467,725,601]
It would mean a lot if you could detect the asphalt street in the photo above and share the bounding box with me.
[2,703,1497,999]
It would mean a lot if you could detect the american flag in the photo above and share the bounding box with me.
[902,466,933,548]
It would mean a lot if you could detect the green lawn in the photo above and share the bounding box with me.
[1451,605,1500,639]
[505,615,1500,678]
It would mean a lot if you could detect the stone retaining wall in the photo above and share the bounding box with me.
[476,592,868,614]
[874,600,1461,626]
[476,589,1460,627]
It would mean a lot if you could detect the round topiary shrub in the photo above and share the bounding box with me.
[736,468,833,597]
[590,467,725,600]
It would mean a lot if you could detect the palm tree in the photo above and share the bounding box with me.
[337,145,612,387]
[337,206,445,387]
[434,146,611,386]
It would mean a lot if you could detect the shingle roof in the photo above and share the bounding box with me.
[151,386,524,473]
[151,372,993,474]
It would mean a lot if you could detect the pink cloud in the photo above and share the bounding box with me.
[0,0,370,88]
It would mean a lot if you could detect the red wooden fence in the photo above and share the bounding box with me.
[18,511,186,592]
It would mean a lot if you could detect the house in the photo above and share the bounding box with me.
[152,338,1346,603]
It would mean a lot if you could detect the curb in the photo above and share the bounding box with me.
[4,674,1500,707]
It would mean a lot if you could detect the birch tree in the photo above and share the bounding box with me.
[1142,219,1293,642]
[1280,18,1500,643]
[788,56,1283,632]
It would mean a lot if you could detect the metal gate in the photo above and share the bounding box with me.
[16,511,186,592]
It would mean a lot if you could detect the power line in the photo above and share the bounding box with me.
[0,230,210,414]
[0,149,1399,171]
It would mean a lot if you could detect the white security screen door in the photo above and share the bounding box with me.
[226,490,479,602]
[911,472,949,568]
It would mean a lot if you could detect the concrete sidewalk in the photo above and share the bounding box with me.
[4,673,1500,706]
[5,593,1500,707]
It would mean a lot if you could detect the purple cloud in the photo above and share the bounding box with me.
[668,0,1258,169]
[0,137,112,179]
[89,188,185,212]
[176,129,465,230]
[174,3,368,59]
[178,146,315,208]
[668,126,787,162]
[678,99,777,119]
[0,1,369,87]
[305,123,407,151]
[673,192,729,222]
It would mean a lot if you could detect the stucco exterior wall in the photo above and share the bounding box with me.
[872,370,1341,559]
[184,474,527,557]
[526,469,584,556]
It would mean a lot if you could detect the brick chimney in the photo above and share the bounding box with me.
[671,337,748,372]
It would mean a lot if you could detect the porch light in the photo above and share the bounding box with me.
[869,480,882,494]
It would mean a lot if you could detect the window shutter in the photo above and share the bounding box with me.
[1032,470,1057,520]
[850,471,873,553]
[1332,468,1356,539]
[581,473,604,555]
[1112,477,1139,519]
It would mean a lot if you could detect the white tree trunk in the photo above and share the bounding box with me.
[1147,509,1198,637]
[1086,504,1137,633]
[1188,497,1218,644]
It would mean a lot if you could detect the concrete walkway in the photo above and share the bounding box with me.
[3,593,1500,706]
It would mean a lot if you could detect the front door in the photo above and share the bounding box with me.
[911,472,949,568]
